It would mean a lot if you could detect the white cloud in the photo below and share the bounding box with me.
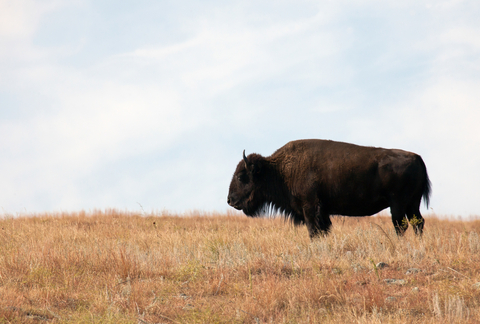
[0,63,194,212]
[116,10,343,96]
[0,0,44,38]
[442,27,480,50]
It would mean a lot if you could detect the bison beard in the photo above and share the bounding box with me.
[227,139,431,239]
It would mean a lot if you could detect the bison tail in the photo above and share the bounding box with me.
[421,159,432,209]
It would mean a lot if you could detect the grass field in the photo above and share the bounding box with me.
[0,210,479,323]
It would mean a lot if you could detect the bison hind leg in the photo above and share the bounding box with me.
[406,205,424,236]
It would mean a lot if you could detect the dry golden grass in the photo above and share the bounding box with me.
[0,210,480,323]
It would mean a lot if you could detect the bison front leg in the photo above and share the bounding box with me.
[303,204,332,239]
[390,203,408,236]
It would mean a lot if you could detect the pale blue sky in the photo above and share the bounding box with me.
[1,0,480,217]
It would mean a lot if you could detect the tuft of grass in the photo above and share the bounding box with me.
[0,210,479,323]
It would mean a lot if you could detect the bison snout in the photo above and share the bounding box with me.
[227,195,241,209]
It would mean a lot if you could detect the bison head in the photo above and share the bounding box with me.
[227,150,267,216]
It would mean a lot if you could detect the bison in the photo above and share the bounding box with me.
[227,139,431,239]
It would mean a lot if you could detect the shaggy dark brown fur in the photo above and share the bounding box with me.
[227,139,431,239]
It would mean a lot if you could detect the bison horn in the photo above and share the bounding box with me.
[243,150,249,168]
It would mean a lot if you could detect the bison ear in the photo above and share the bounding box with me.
[250,158,264,177]
[251,162,262,175]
